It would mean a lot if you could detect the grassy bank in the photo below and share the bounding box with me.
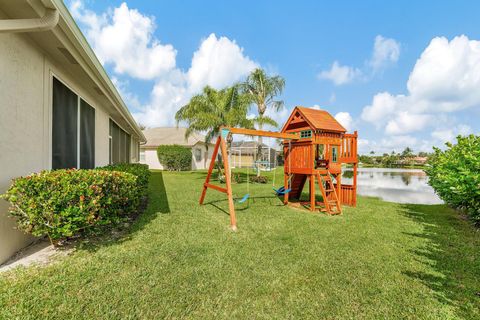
[1,170,479,319]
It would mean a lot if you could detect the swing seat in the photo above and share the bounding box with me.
[273,186,291,195]
[237,194,250,203]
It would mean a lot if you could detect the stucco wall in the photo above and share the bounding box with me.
[0,28,138,264]
[141,143,213,170]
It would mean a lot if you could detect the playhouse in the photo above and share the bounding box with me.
[280,107,358,213]
[199,106,358,230]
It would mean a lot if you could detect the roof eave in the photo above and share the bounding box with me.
[51,0,146,143]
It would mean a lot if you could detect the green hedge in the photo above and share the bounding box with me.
[1,169,140,243]
[157,145,192,171]
[98,163,150,197]
[425,134,480,225]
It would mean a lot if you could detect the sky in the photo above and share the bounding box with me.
[68,0,480,154]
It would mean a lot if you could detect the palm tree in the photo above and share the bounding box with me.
[242,68,285,131]
[241,68,285,175]
[175,84,253,145]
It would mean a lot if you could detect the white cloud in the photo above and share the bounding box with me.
[407,35,480,112]
[334,112,353,132]
[71,1,258,127]
[318,61,361,85]
[357,135,423,154]
[319,35,400,85]
[362,35,480,137]
[384,112,432,135]
[431,124,472,143]
[369,35,400,71]
[71,1,176,80]
[187,34,258,92]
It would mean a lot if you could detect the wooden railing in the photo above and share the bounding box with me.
[335,184,357,207]
[341,131,358,164]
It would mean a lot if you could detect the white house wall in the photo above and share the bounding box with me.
[141,143,214,170]
[0,21,140,264]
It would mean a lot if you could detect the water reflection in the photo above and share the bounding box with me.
[342,168,443,204]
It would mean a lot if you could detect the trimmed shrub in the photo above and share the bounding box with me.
[98,163,150,197]
[157,145,192,171]
[425,134,480,225]
[1,169,140,244]
[250,176,268,184]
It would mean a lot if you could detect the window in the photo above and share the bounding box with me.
[140,150,146,162]
[80,99,95,169]
[300,130,312,139]
[194,148,202,162]
[332,146,338,163]
[52,77,95,169]
[316,144,325,160]
[109,119,131,164]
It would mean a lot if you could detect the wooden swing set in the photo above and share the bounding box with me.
[199,106,358,230]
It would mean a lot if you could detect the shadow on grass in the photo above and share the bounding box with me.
[204,195,285,216]
[76,171,170,252]
[401,203,480,318]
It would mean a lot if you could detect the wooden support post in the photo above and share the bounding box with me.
[199,136,221,205]
[309,174,315,211]
[219,135,237,231]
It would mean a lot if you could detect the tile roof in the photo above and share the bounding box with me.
[294,107,347,132]
[142,127,213,147]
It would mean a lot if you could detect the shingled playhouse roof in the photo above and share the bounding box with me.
[282,106,347,133]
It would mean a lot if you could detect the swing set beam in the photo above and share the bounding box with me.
[199,127,299,230]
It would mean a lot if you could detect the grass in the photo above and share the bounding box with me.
[1,169,479,319]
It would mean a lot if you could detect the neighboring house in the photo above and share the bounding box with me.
[0,1,146,264]
[412,156,428,165]
[140,128,215,170]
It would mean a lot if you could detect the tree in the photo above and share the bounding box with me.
[401,147,414,158]
[241,68,285,175]
[175,85,253,144]
[425,135,480,225]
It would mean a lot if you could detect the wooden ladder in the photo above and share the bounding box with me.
[316,172,342,215]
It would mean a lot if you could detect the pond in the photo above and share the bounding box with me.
[342,167,443,205]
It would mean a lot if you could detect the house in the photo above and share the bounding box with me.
[0,0,146,264]
[140,128,215,170]
[230,141,278,170]
[413,156,428,165]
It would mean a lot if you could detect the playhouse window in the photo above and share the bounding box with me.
[332,146,338,163]
[316,144,325,159]
[300,130,312,139]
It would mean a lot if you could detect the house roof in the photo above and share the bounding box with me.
[142,127,213,148]
[282,106,347,133]
[0,0,146,142]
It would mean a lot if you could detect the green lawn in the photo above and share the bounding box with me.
[1,170,479,319]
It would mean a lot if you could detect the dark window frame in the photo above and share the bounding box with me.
[52,77,95,170]
[109,119,131,164]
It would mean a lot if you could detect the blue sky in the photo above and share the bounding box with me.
[69,0,480,154]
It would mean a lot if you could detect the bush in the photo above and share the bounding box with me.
[1,169,140,244]
[157,145,192,171]
[98,163,150,197]
[425,134,480,225]
[250,175,268,184]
